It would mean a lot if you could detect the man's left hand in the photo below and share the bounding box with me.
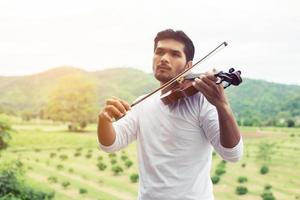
[193,71,228,109]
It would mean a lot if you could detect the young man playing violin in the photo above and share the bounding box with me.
[97,29,243,200]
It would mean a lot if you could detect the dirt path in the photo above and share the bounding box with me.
[242,130,286,139]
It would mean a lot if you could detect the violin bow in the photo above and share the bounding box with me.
[131,42,228,107]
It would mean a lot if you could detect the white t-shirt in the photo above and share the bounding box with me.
[100,92,243,200]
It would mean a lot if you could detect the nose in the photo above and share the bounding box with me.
[161,53,170,64]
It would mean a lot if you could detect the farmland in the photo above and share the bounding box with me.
[1,123,300,200]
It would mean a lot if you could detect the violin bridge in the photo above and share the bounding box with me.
[176,76,184,84]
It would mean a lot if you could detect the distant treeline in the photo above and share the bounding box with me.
[0,67,299,128]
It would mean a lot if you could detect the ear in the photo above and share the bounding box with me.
[185,61,193,69]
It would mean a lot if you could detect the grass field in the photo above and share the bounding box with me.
[1,122,300,200]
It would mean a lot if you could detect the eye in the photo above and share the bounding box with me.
[172,52,181,57]
[155,49,164,55]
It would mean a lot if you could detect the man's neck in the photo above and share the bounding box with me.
[160,81,178,95]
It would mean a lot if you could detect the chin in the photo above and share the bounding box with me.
[154,73,172,84]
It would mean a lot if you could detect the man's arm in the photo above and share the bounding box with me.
[215,104,241,148]
[193,72,241,148]
[97,97,131,146]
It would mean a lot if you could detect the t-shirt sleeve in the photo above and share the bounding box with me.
[199,96,243,162]
[99,106,139,153]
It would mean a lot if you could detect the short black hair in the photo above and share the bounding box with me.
[154,29,195,61]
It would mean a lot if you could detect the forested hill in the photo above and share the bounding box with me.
[0,66,299,126]
[225,78,300,125]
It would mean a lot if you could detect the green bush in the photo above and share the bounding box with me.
[87,149,93,153]
[215,168,226,176]
[0,193,22,200]
[79,188,87,194]
[217,161,226,169]
[108,153,116,158]
[235,186,248,195]
[261,191,275,200]
[125,160,133,168]
[56,164,64,170]
[0,167,22,195]
[47,176,58,183]
[15,161,23,168]
[241,163,246,168]
[0,161,55,200]
[237,176,248,183]
[0,115,12,150]
[110,158,117,164]
[97,156,103,161]
[260,165,269,175]
[130,173,139,183]
[59,154,68,161]
[121,155,128,161]
[211,175,220,184]
[16,187,54,200]
[112,165,123,175]
[34,148,41,152]
[76,147,83,152]
[97,162,107,171]
[68,168,74,173]
[264,184,272,190]
[61,181,70,189]
[85,153,92,159]
[74,152,81,157]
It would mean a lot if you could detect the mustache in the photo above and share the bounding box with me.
[157,63,171,70]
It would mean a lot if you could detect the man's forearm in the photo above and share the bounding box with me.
[216,104,241,148]
[97,114,116,146]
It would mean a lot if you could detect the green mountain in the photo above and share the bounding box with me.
[225,78,300,125]
[0,67,158,115]
[0,66,299,126]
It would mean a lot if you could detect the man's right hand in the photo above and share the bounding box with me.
[99,97,131,122]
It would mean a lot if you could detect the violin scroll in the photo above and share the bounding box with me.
[215,68,242,89]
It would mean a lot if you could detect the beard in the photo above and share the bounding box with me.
[153,62,188,84]
[154,70,173,84]
[153,63,174,84]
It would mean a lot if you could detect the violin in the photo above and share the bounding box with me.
[160,68,242,105]
[131,42,242,107]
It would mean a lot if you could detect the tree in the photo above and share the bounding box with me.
[20,110,36,121]
[0,114,12,150]
[256,141,276,164]
[287,118,295,127]
[282,95,300,117]
[45,75,97,131]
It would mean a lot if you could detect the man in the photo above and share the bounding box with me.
[97,29,243,200]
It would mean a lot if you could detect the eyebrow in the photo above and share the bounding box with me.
[155,47,182,54]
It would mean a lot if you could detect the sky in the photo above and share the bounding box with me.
[0,0,299,85]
